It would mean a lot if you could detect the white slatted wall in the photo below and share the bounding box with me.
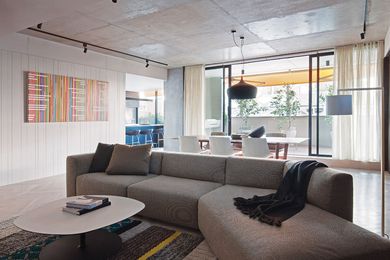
[0,49,126,186]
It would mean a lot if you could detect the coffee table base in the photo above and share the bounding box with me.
[39,230,121,260]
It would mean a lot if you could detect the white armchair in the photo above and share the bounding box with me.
[209,136,234,156]
[242,137,271,158]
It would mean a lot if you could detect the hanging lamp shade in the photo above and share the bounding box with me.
[326,95,352,115]
[227,76,258,99]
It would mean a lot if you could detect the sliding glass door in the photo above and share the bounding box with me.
[204,66,231,135]
[309,52,334,157]
[204,52,334,157]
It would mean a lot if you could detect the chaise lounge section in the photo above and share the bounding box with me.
[67,151,390,259]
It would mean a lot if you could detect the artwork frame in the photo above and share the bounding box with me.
[25,71,109,123]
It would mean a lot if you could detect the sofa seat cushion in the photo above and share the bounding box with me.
[199,185,390,260]
[127,175,222,229]
[76,172,157,197]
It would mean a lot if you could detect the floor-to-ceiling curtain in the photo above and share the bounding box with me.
[184,65,205,136]
[333,41,384,162]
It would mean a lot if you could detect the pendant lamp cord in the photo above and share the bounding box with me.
[231,30,246,78]
[240,36,245,76]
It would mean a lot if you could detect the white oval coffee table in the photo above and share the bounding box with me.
[14,195,144,260]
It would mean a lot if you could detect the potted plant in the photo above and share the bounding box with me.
[236,99,267,133]
[269,85,301,137]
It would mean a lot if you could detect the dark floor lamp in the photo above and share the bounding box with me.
[327,87,386,237]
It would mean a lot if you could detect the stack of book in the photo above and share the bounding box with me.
[63,196,111,215]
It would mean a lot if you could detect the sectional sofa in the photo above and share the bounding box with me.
[67,151,390,259]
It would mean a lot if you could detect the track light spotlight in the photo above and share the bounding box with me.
[83,43,87,53]
[37,23,42,29]
[360,32,365,40]
[145,59,149,68]
[112,0,117,3]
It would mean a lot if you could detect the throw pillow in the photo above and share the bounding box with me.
[89,143,115,173]
[249,126,265,138]
[106,144,152,175]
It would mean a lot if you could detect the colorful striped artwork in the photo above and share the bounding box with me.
[26,71,108,122]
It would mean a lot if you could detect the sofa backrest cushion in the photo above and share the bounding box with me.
[150,151,163,175]
[161,152,226,183]
[283,160,353,221]
[307,167,353,221]
[88,143,114,173]
[226,157,285,189]
[106,144,151,175]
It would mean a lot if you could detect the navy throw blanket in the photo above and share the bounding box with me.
[233,160,327,226]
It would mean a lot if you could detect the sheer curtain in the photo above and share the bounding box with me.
[332,41,384,162]
[184,65,205,136]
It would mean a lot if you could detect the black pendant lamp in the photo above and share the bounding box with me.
[227,31,257,99]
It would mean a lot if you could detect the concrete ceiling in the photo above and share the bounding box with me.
[0,0,105,38]
[8,0,390,67]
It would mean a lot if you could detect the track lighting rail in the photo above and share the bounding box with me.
[27,27,168,67]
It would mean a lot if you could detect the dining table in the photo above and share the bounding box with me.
[198,137,309,159]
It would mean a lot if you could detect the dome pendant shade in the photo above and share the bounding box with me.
[227,77,258,99]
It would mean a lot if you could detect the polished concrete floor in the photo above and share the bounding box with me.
[0,169,389,236]
[346,168,390,235]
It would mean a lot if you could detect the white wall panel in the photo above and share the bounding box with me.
[0,41,127,186]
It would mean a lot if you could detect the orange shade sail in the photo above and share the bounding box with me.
[231,68,333,87]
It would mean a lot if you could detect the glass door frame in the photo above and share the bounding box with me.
[204,65,232,134]
[308,51,334,157]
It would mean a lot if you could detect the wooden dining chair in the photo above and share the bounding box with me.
[266,132,286,158]
[266,132,286,137]
[210,131,225,136]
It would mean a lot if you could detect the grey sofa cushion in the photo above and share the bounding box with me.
[161,152,226,183]
[127,175,222,229]
[284,160,353,221]
[198,185,390,260]
[76,172,157,197]
[88,143,114,173]
[225,157,285,189]
[106,144,151,175]
[150,151,163,175]
[67,153,94,197]
[307,167,353,221]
